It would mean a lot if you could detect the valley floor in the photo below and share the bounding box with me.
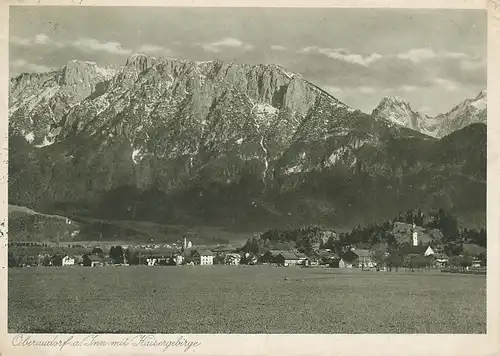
[8,266,485,334]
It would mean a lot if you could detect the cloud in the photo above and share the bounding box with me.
[11,33,64,48]
[137,44,172,57]
[460,58,486,71]
[430,77,459,92]
[34,33,50,45]
[358,86,376,94]
[10,34,133,56]
[73,38,132,55]
[400,85,418,92]
[270,45,287,51]
[11,59,55,73]
[299,46,382,67]
[201,37,254,53]
[397,48,469,63]
[10,36,33,46]
[397,48,437,62]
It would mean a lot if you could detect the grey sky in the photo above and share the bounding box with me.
[9,7,486,115]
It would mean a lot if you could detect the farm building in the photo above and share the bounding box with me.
[192,249,214,265]
[83,254,104,267]
[260,250,304,266]
[62,255,75,266]
[316,250,341,265]
[341,249,375,268]
[294,252,308,264]
[275,251,302,266]
[260,250,283,263]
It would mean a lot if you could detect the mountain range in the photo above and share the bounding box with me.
[372,90,486,138]
[8,55,487,233]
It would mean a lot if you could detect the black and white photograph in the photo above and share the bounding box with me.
[6,5,489,335]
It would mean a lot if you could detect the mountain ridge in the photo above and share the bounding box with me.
[8,55,486,231]
[372,90,487,138]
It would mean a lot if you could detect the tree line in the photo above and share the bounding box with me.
[241,208,486,259]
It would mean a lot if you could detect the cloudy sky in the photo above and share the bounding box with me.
[10,7,486,115]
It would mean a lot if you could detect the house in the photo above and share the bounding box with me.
[339,258,354,268]
[259,250,310,266]
[83,254,104,267]
[192,249,214,265]
[433,252,449,267]
[317,250,340,265]
[62,255,75,266]
[172,253,184,265]
[243,252,258,265]
[294,252,308,264]
[260,250,283,264]
[275,251,301,266]
[307,256,320,266]
[224,253,241,265]
[424,246,435,257]
[472,258,482,268]
[341,249,375,268]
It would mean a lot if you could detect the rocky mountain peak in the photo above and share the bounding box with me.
[125,53,157,72]
[372,90,487,138]
[377,96,413,110]
[476,89,487,100]
[371,95,421,131]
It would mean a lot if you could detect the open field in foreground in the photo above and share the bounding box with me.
[8,266,486,333]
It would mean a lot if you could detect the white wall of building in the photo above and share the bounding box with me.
[62,256,75,266]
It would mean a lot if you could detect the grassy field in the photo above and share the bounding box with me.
[8,266,486,334]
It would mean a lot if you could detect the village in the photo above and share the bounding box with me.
[8,225,487,273]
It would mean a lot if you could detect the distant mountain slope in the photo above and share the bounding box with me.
[8,55,486,232]
[8,204,81,242]
[372,90,487,138]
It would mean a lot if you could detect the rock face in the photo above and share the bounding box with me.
[9,60,119,147]
[432,90,487,138]
[372,91,487,138]
[8,55,486,231]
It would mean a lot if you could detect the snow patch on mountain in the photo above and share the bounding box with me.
[94,65,119,78]
[132,148,144,164]
[24,132,35,143]
[285,164,303,174]
[326,147,349,167]
[254,103,278,116]
[34,136,55,148]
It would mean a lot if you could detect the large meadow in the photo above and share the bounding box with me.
[8,266,486,334]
